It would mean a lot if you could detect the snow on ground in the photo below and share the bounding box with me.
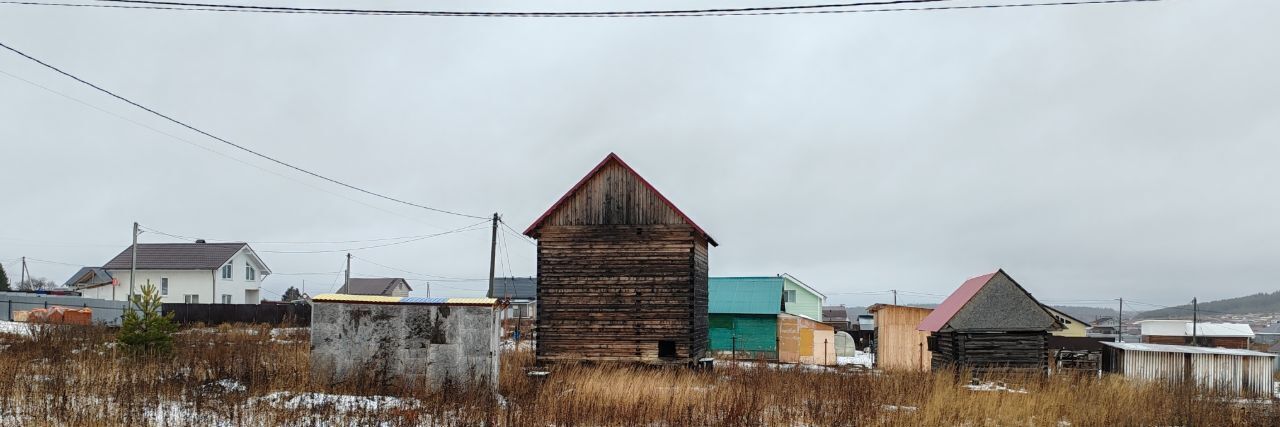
[837,350,875,368]
[965,381,1028,394]
[0,321,31,337]
[256,392,421,412]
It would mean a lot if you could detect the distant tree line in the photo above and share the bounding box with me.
[1137,290,1280,319]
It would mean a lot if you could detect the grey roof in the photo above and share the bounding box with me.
[338,278,412,296]
[488,277,536,299]
[1102,342,1275,358]
[944,270,1060,332]
[822,306,849,322]
[102,243,248,270]
[63,267,113,288]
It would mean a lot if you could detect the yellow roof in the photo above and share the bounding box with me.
[310,294,500,306]
[312,294,403,304]
[445,297,500,306]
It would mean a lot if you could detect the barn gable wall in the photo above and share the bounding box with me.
[541,162,689,228]
[945,271,1057,332]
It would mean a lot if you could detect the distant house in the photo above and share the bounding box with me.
[918,269,1061,374]
[63,267,113,289]
[73,241,271,304]
[1088,316,1120,335]
[338,278,412,297]
[709,275,835,364]
[1043,306,1091,337]
[1255,322,1280,346]
[524,153,716,364]
[1136,320,1254,349]
[822,305,852,331]
[868,304,933,372]
[488,277,536,319]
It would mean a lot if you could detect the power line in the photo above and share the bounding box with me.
[255,220,490,253]
[0,40,487,220]
[351,255,485,281]
[52,0,954,16]
[138,221,488,253]
[135,223,481,246]
[0,0,1167,18]
[0,67,469,229]
[499,219,537,247]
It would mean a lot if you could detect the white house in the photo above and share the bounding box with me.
[69,241,271,304]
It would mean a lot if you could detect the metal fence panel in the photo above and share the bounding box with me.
[0,292,129,325]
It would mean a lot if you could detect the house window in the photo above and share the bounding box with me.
[245,264,256,281]
[221,264,233,279]
[784,290,797,303]
[184,294,200,304]
[222,294,232,304]
[513,304,529,318]
[161,278,168,296]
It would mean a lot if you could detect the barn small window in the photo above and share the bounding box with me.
[926,336,938,352]
[658,340,676,358]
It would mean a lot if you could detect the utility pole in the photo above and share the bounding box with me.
[20,256,27,288]
[129,222,138,304]
[892,289,897,305]
[488,213,499,294]
[1117,297,1124,343]
[344,253,351,293]
[1191,298,1198,346]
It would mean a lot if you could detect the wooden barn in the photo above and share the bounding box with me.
[524,153,717,364]
[868,304,933,372]
[917,269,1062,374]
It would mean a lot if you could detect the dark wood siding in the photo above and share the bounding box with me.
[535,224,707,363]
[540,163,686,229]
[931,331,1048,374]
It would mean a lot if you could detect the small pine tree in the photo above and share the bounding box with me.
[281,286,303,302]
[117,280,177,355]
[0,264,9,291]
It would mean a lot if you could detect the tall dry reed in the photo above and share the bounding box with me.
[0,324,1274,426]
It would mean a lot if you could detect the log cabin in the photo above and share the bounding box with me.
[524,153,716,364]
[917,269,1061,374]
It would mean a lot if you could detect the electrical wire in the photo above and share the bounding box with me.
[0,67,477,228]
[0,40,487,220]
[83,0,956,16]
[0,0,1166,18]
[256,220,490,253]
[0,0,1172,17]
[351,255,486,281]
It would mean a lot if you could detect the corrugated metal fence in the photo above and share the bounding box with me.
[162,303,310,326]
[1114,346,1274,397]
[0,292,129,325]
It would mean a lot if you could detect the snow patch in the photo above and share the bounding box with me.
[838,350,875,368]
[256,392,420,412]
[0,321,32,337]
[965,381,1028,394]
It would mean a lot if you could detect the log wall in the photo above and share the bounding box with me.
[932,331,1048,374]
[535,224,707,364]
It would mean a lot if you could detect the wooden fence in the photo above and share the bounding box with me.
[162,303,310,326]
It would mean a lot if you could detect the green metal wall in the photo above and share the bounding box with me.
[709,313,778,356]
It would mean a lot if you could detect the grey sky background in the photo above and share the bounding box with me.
[1,0,1277,308]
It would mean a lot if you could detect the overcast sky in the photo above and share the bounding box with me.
[1,0,1277,308]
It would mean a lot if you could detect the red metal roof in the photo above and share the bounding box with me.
[523,153,717,246]
[916,270,999,332]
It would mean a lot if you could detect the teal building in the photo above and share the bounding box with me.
[708,274,826,359]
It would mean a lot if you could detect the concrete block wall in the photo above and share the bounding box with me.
[310,302,499,389]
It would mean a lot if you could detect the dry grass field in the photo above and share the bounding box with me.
[0,323,1275,426]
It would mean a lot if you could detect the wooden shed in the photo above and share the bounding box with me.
[918,269,1061,374]
[524,153,716,364]
[868,304,933,372]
